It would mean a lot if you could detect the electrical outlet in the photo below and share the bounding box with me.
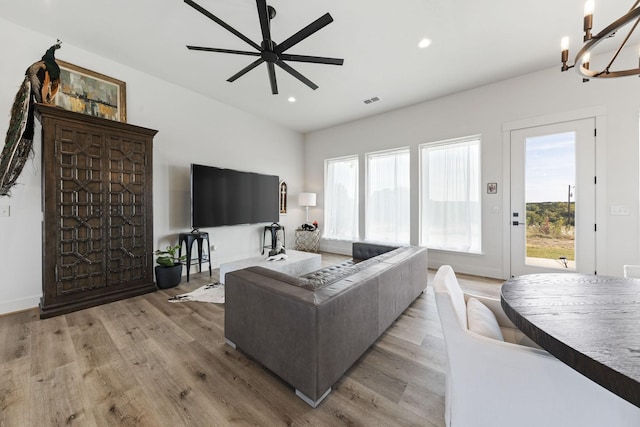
[0,206,9,217]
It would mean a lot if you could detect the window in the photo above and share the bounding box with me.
[324,156,359,240]
[365,148,410,244]
[420,136,481,253]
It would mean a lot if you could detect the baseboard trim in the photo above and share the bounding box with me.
[0,295,40,316]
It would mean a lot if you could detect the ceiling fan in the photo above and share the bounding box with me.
[184,0,344,95]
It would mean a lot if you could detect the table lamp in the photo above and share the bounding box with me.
[298,192,316,223]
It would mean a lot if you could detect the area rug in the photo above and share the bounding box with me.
[168,282,224,304]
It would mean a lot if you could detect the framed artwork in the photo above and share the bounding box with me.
[487,182,498,194]
[279,180,288,214]
[54,60,127,122]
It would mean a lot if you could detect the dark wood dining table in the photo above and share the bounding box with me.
[500,273,640,408]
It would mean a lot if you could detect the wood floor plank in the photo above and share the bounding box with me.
[66,308,121,372]
[98,299,151,350]
[0,253,505,426]
[80,357,144,409]
[0,309,36,365]
[91,386,163,427]
[298,377,441,427]
[29,361,98,426]
[0,358,31,426]
[119,297,195,351]
[29,314,76,376]
[118,338,222,426]
[399,382,446,425]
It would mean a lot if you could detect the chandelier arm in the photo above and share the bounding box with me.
[602,15,640,73]
[574,5,640,78]
[631,0,640,12]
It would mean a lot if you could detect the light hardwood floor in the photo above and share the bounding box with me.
[0,253,502,426]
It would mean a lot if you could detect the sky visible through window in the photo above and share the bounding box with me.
[525,132,575,203]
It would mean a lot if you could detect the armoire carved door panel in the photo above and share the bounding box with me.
[38,104,157,318]
[56,126,106,295]
[107,135,149,286]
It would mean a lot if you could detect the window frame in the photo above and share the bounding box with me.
[364,147,411,245]
[323,154,360,241]
[419,135,482,254]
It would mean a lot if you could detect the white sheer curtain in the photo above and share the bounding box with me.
[365,148,410,244]
[421,137,481,253]
[324,156,359,240]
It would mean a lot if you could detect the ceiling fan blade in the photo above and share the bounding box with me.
[267,62,278,94]
[256,0,273,49]
[227,58,265,82]
[279,53,343,65]
[187,46,261,57]
[275,61,318,90]
[275,13,334,54]
[184,0,262,51]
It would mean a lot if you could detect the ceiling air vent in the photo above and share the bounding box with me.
[363,97,380,105]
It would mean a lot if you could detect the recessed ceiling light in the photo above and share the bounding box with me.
[288,96,296,103]
[418,38,432,49]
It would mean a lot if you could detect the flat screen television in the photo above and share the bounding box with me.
[190,163,279,228]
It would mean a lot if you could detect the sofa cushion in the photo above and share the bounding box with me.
[301,260,358,290]
[466,297,504,341]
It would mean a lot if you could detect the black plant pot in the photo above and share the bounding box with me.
[155,263,183,289]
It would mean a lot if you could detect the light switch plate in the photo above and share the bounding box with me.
[610,205,630,216]
[0,205,9,217]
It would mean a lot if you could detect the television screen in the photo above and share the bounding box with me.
[191,164,279,228]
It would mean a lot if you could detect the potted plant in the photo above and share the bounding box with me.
[154,244,186,289]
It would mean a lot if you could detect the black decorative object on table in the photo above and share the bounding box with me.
[262,223,285,256]
[183,0,344,95]
[179,231,212,282]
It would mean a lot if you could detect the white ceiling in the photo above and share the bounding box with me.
[0,0,634,133]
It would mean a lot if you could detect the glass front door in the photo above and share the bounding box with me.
[510,119,596,277]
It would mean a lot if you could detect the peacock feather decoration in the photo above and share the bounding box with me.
[0,41,62,196]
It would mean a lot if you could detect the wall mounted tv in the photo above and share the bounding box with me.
[190,163,279,228]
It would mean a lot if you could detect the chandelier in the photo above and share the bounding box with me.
[561,0,640,79]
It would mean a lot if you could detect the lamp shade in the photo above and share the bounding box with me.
[298,192,316,207]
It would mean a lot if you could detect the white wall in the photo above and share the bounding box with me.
[0,19,306,314]
[305,59,640,279]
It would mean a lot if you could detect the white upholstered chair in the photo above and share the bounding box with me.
[433,265,640,427]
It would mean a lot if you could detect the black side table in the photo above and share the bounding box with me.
[178,232,212,282]
[262,223,285,255]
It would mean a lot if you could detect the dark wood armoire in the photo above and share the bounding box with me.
[37,104,157,318]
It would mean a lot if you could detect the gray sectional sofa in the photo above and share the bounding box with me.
[224,242,428,407]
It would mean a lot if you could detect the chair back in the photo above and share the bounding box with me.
[432,265,640,427]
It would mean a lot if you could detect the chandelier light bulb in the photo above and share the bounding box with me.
[561,37,570,52]
[584,0,595,17]
[583,0,594,41]
[582,52,591,64]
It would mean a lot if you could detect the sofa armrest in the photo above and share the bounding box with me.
[224,267,320,398]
